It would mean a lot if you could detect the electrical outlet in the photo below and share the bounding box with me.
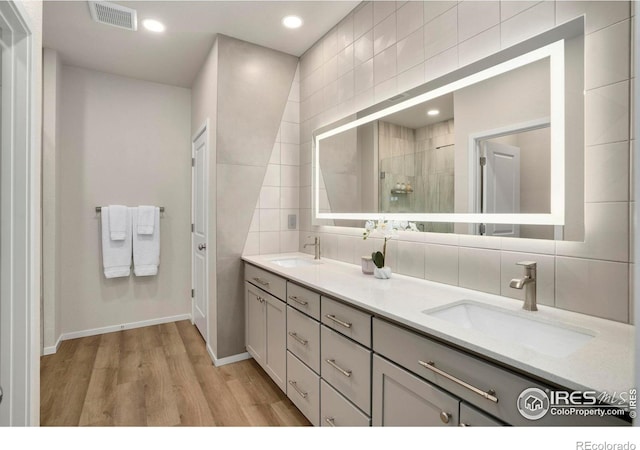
[288,214,297,230]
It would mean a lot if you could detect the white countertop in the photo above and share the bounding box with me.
[242,252,635,397]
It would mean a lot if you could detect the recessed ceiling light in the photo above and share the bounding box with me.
[282,15,303,29]
[427,109,440,116]
[142,19,165,33]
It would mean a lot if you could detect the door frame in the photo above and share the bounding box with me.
[0,1,38,426]
[191,120,209,345]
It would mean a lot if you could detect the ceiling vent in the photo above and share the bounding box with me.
[88,1,138,31]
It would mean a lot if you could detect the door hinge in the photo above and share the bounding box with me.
[479,223,486,235]
[191,289,195,298]
[192,158,195,167]
[479,156,487,166]
[191,223,194,232]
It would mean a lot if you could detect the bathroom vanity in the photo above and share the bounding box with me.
[242,254,633,427]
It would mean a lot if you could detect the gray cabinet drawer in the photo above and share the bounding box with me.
[321,325,371,415]
[245,264,286,300]
[287,282,321,320]
[373,318,627,426]
[287,306,320,374]
[321,380,370,427]
[372,355,459,427]
[321,296,372,347]
[287,351,320,426]
[460,403,505,427]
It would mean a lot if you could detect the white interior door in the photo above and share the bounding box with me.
[192,126,208,340]
[484,141,521,237]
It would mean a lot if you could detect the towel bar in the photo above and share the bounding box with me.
[95,206,165,213]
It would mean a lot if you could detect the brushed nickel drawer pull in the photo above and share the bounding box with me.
[252,277,270,287]
[325,314,352,329]
[288,295,308,306]
[256,296,265,303]
[325,417,336,427]
[459,423,469,427]
[325,359,352,377]
[418,360,498,403]
[288,380,308,399]
[288,331,308,346]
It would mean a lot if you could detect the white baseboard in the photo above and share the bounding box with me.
[42,335,62,356]
[209,348,251,367]
[59,313,192,343]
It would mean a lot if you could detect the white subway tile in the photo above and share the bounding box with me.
[501,235,556,255]
[501,251,555,306]
[424,6,458,59]
[585,81,629,146]
[397,1,424,41]
[397,241,426,278]
[585,19,630,91]
[374,13,397,55]
[355,30,374,65]
[397,27,425,74]
[501,1,554,48]
[458,1,499,42]
[458,234,501,250]
[584,142,630,202]
[458,247,501,294]
[556,256,629,322]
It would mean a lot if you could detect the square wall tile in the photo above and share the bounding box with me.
[269,142,280,165]
[397,62,426,93]
[458,1,500,42]
[243,232,259,256]
[281,143,300,166]
[281,186,299,209]
[556,1,630,35]
[584,142,630,203]
[249,208,259,232]
[280,209,298,231]
[424,1,457,24]
[458,25,500,67]
[374,1,396,25]
[374,13,397,55]
[354,2,374,39]
[501,1,554,48]
[585,19,630,90]
[397,1,423,41]
[458,247,501,295]
[556,256,629,322]
[355,30,374,65]
[585,81,630,146]
[262,164,280,187]
[374,45,397,84]
[259,231,280,254]
[280,231,300,253]
[280,121,300,145]
[338,13,354,50]
[323,27,339,62]
[630,202,635,263]
[397,241,426,278]
[374,77,398,103]
[281,165,300,187]
[397,27,425,74]
[424,46,458,82]
[337,43,355,77]
[259,209,280,232]
[501,251,555,307]
[355,59,374,94]
[500,1,540,22]
[425,244,459,286]
[259,186,280,209]
[556,202,629,262]
[337,70,355,103]
[321,233,338,260]
[501,235,556,255]
[424,6,458,59]
[283,100,300,124]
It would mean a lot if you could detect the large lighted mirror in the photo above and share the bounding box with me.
[313,19,584,240]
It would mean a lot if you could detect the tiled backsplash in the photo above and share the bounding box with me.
[298,1,635,324]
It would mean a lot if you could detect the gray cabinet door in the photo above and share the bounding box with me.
[265,294,287,392]
[459,403,505,427]
[372,355,459,427]
[245,282,265,365]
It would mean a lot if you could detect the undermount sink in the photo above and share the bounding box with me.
[269,257,320,268]
[423,301,594,358]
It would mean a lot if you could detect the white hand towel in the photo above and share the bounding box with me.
[101,207,132,278]
[108,204,128,241]
[137,205,156,235]
[133,206,160,276]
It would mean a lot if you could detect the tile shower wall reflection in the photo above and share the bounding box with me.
[299,1,634,323]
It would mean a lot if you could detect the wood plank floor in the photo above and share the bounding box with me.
[40,320,310,427]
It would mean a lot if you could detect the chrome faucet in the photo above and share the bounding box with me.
[509,261,537,311]
[304,236,321,260]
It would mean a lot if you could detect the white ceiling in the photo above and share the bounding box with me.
[43,1,358,88]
